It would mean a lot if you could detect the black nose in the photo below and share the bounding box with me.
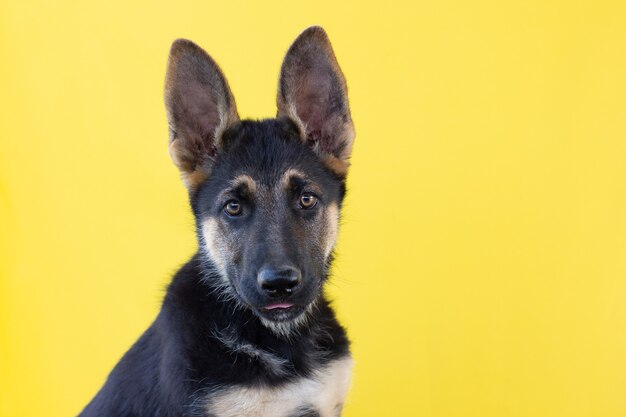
[257,267,301,297]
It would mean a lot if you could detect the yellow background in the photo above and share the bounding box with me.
[1,1,626,416]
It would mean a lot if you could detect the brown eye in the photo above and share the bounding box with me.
[299,193,318,209]
[224,200,242,216]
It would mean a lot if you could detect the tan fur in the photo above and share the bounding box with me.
[322,155,350,177]
[324,203,340,259]
[182,166,210,191]
[206,356,353,417]
[168,138,211,191]
[279,169,324,196]
[230,174,257,193]
[201,218,228,279]
[279,168,305,189]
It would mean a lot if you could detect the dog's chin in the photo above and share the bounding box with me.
[236,297,315,337]
[254,304,312,338]
[232,286,319,336]
[255,303,307,323]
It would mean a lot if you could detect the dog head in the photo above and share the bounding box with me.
[164,27,354,334]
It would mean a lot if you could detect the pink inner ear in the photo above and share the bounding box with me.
[277,28,354,163]
[296,73,332,144]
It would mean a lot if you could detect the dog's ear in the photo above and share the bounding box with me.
[165,39,239,190]
[277,27,355,177]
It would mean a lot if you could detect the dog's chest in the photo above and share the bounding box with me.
[205,356,353,417]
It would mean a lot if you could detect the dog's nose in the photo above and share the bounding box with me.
[257,267,301,297]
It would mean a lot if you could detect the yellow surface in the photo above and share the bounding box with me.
[2,1,626,416]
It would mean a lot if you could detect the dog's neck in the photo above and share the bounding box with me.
[161,252,349,383]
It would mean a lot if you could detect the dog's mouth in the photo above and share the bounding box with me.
[228,274,319,324]
[263,302,294,310]
[228,280,305,322]
[256,302,306,322]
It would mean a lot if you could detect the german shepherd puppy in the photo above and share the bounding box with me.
[79,26,355,417]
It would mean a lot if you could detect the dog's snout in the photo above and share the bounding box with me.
[257,267,301,297]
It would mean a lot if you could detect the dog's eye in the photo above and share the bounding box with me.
[223,200,242,216]
[299,193,318,209]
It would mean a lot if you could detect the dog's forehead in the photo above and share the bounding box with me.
[193,118,343,209]
[216,126,331,185]
[227,168,310,191]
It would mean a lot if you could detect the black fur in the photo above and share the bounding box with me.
[79,119,350,417]
[80,26,354,417]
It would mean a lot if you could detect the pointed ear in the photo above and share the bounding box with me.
[277,27,355,176]
[165,39,239,190]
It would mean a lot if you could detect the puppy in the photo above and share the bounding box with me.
[79,26,355,417]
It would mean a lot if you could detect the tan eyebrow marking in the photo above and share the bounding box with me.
[280,168,306,189]
[279,169,323,195]
[214,174,257,204]
[229,174,257,192]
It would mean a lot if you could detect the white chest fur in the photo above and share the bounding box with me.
[205,356,353,417]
